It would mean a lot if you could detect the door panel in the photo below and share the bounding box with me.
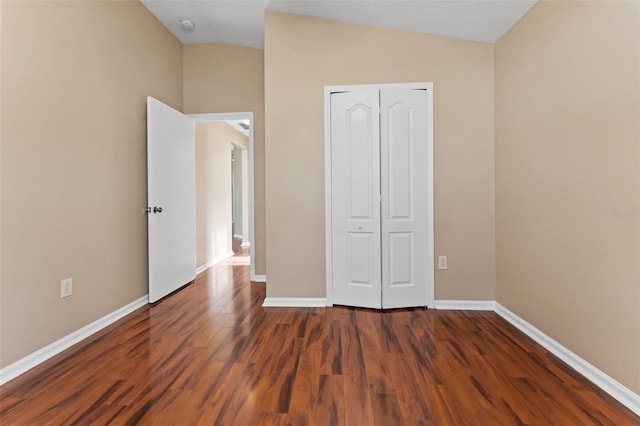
[147,97,196,303]
[387,103,413,220]
[380,89,428,308]
[388,232,413,286]
[348,232,376,285]
[348,104,376,220]
[331,89,381,309]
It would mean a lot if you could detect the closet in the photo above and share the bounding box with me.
[326,84,434,309]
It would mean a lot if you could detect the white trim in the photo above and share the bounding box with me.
[495,303,640,417]
[189,112,253,121]
[195,251,235,275]
[240,241,251,248]
[0,295,148,386]
[262,297,327,308]
[324,86,334,304]
[425,85,435,308]
[325,82,437,93]
[188,112,259,282]
[434,300,496,311]
[233,233,243,240]
[226,120,250,137]
[324,82,435,308]
[252,274,267,283]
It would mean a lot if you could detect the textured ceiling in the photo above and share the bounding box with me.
[141,0,537,49]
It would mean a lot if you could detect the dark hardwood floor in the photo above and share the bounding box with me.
[1,249,638,425]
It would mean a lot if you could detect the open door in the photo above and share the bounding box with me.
[147,97,196,303]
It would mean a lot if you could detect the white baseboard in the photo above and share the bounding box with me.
[196,263,212,275]
[196,251,235,275]
[262,297,327,308]
[251,274,267,283]
[0,295,148,386]
[233,233,243,240]
[434,300,496,311]
[240,241,251,248]
[495,303,640,416]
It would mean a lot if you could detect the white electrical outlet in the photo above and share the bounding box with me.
[438,256,448,270]
[60,278,73,298]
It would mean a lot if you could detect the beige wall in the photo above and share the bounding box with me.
[196,122,248,268]
[264,12,496,299]
[183,44,266,276]
[0,1,4,357]
[0,1,182,367]
[495,1,640,394]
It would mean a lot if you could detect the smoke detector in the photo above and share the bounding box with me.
[179,18,196,33]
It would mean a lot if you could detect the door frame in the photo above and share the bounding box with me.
[188,112,262,283]
[323,82,435,307]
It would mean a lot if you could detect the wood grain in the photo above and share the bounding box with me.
[1,248,638,425]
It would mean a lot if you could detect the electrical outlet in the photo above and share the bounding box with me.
[438,256,448,270]
[60,278,73,298]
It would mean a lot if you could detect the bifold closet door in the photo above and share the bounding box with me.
[330,89,382,309]
[380,88,429,308]
[330,87,429,309]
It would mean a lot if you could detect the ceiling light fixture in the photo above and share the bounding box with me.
[179,18,196,33]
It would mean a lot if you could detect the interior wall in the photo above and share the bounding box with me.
[0,1,182,367]
[195,122,247,268]
[495,1,640,394]
[183,43,266,276]
[264,12,496,299]
[0,1,4,354]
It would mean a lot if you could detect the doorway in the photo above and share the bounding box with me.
[190,112,257,281]
[324,83,435,309]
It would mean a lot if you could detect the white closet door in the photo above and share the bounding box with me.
[330,89,382,309]
[380,88,429,308]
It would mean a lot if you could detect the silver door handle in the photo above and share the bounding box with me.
[153,206,163,214]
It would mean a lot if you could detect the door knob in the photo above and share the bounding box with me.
[153,206,163,214]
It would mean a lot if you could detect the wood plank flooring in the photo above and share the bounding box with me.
[1,249,638,425]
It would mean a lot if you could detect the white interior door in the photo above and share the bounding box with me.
[147,97,196,303]
[380,88,429,308]
[330,89,382,309]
